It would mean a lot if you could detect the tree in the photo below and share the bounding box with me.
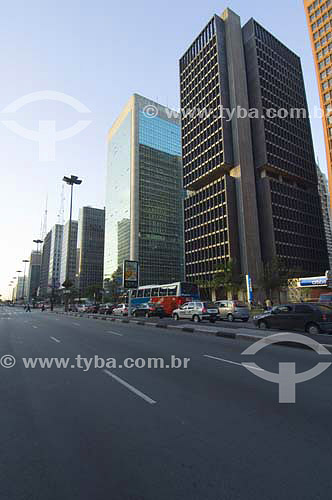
[213,259,245,299]
[85,285,103,302]
[259,257,304,303]
[103,266,123,303]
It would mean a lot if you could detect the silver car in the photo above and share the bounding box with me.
[215,300,250,322]
[172,301,219,323]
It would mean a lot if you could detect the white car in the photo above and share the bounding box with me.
[112,304,128,316]
[172,301,219,323]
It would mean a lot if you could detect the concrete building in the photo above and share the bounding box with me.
[304,0,332,203]
[77,207,105,296]
[243,16,328,275]
[40,230,52,297]
[117,218,130,268]
[15,276,25,301]
[60,220,78,288]
[48,224,63,291]
[180,8,329,290]
[104,94,185,286]
[27,250,42,301]
[317,164,332,268]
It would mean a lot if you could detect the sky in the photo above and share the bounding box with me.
[0,0,326,299]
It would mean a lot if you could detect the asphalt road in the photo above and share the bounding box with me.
[1,306,332,499]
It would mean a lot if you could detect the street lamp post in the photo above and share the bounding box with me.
[62,175,82,312]
[22,259,29,301]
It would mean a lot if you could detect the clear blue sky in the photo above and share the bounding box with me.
[0,0,325,298]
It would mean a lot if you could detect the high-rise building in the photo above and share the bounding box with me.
[117,218,130,268]
[242,16,328,274]
[77,207,105,296]
[27,250,42,301]
[317,164,332,267]
[179,8,329,289]
[15,276,25,301]
[40,230,52,297]
[104,94,184,286]
[304,0,332,203]
[48,224,63,290]
[60,220,78,288]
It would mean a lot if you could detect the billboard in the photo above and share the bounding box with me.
[122,260,139,289]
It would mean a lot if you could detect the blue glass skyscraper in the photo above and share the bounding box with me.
[104,94,184,286]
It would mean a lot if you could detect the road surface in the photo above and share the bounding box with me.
[1,306,332,499]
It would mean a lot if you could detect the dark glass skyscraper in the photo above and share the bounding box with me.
[77,207,105,296]
[180,8,329,290]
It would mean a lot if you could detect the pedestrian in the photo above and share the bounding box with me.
[26,304,31,312]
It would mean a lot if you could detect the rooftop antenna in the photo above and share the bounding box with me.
[41,195,48,238]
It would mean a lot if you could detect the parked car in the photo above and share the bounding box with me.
[253,303,332,335]
[319,294,332,305]
[214,300,250,322]
[132,302,165,318]
[112,304,128,316]
[172,301,219,323]
[99,303,115,315]
[86,304,99,314]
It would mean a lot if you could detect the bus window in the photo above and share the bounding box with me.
[137,289,144,298]
[180,282,199,297]
[151,288,159,297]
[144,288,151,298]
[131,290,137,298]
[167,286,177,296]
[160,287,167,297]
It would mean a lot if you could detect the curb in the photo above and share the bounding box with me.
[51,311,332,353]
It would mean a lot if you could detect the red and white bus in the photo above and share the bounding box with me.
[130,282,200,316]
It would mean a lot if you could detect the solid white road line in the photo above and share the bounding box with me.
[50,336,61,343]
[107,331,123,337]
[204,354,264,371]
[103,369,157,405]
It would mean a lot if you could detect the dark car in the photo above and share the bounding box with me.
[253,303,332,335]
[86,304,100,314]
[99,304,115,315]
[132,302,165,318]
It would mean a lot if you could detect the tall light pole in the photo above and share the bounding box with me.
[33,239,43,252]
[62,175,82,311]
[22,259,29,301]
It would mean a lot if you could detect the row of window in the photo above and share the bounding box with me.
[309,0,331,15]
[180,18,216,72]
[311,8,332,31]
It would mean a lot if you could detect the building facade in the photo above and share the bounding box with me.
[40,230,52,297]
[48,224,63,290]
[317,164,332,267]
[179,8,329,290]
[27,250,42,301]
[304,0,332,203]
[15,276,25,301]
[117,218,130,268]
[77,207,105,296]
[104,94,185,286]
[243,17,328,274]
[60,220,78,288]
